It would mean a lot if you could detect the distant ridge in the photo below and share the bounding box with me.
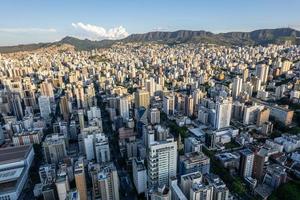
[0,28,299,53]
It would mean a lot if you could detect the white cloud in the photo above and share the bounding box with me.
[0,28,56,33]
[71,22,129,39]
[152,27,167,31]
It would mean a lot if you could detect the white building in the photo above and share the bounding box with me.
[232,77,242,99]
[148,137,177,187]
[87,106,101,121]
[38,95,51,120]
[56,170,70,200]
[256,64,269,84]
[214,97,232,130]
[83,130,110,163]
[163,95,175,116]
[118,96,129,122]
[190,183,213,200]
[97,163,120,200]
[132,158,147,194]
[148,108,160,124]
[0,145,34,200]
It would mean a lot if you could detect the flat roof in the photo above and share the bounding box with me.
[0,145,32,165]
[0,167,24,183]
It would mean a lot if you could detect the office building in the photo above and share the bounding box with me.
[263,164,287,189]
[184,137,202,153]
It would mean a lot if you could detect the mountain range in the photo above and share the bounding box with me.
[0,28,299,53]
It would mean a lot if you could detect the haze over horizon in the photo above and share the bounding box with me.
[1,0,300,46]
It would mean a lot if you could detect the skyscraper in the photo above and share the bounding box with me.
[148,108,160,124]
[132,157,147,194]
[43,134,67,164]
[252,151,265,182]
[78,109,85,130]
[60,96,70,121]
[39,96,51,120]
[214,97,232,130]
[163,94,175,116]
[256,64,269,84]
[232,76,243,99]
[40,81,55,101]
[75,159,88,200]
[239,148,254,178]
[55,169,70,200]
[135,89,150,108]
[148,137,177,187]
[118,95,129,121]
[256,108,270,126]
[97,163,120,200]
[74,84,86,109]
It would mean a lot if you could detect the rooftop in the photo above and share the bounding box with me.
[0,145,32,165]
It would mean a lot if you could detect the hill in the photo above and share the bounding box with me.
[0,28,299,53]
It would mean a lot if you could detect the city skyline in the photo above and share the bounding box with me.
[0,1,300,200]
[1,0,300,45]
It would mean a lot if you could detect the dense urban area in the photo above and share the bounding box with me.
[0,40,300,200]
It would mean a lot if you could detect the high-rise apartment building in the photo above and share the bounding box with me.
[118,96,129,121]
[40,81,54,100]
[132,157,147,194]
[163,95,175,116]
[148,137,177,187]
[97,163,120,200]
[214,97,232,129]
[43,134,67,164]
[148,108,160,124]
[190,183,213,200]
[135,89,150,108]
[39,95,51,120]
[239,148,254,178]
[75,159,88,200]
[255,64,269,84]
[232,76,243,99]
[180,172,202,198]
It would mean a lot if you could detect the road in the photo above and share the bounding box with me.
[96,91,138,200]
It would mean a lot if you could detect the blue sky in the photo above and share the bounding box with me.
[0,0,300,45]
